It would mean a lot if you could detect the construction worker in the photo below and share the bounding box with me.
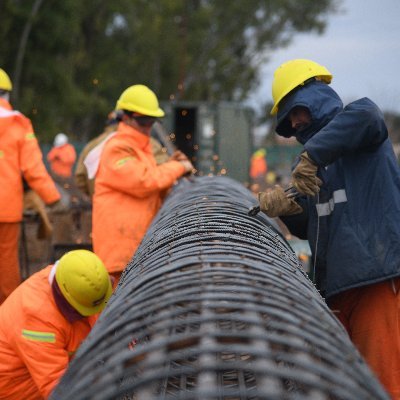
[258,59,400,399]
[250,148,268,181]
[47,132,77,178]
[75,112,170,197]
[91,85,193,285]
[0,249,112,399]
[0,68,61,304]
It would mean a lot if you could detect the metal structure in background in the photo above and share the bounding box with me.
[52,176,388,400]
[161,101,254,183]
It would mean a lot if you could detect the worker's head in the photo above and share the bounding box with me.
[115,84,164,135]
[271,59,342,144]
[270,59,332,116]
[288,106,312,132]
[54,133,68,147]
[0,68,12,101]
[55,250,112,316]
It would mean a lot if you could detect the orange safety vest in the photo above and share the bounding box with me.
[92,122,185,273]
[47,143,77,177]
[0,98,60,222]
[0,266,92,399]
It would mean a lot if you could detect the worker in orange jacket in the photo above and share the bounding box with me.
[75,113,170,198]
[0,249,112,400]
[91,85,193,284]
[0,68,61,304]
[249,148,268,181]
[47,132,77,178]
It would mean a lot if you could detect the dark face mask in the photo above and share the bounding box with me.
[133,116,157,127]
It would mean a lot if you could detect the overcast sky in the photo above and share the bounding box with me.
[251,0,400,115]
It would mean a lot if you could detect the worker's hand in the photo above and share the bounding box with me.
[180,159,195,175]
[291,152,322,196]
[169,150,188,162]
[258,186,303,218]
[47,199,68,214]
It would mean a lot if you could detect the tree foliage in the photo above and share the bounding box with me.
[0,0,338,141]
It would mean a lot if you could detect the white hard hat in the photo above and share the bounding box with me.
[54,133,68,147]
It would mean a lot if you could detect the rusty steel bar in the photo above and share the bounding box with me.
[52,176,388,400]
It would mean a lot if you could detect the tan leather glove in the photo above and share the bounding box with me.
[292,152,322,196]
[179,160,195,174]
[258,186,303,218]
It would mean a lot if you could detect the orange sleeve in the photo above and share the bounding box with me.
[98,144,185,198]
[19,119,60,204]
[12,313,69,399]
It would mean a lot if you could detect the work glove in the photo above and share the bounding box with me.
[258,186,303,218]
[169,150,188,162]
[291,152,322,196]
[179,159,195,175]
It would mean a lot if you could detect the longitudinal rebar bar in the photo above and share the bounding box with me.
[52,176,388,400]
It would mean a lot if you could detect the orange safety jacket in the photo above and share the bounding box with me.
[249,156,267,179]
[92,122,186,273]
[47,143,77,177]
[0,265,92,399]
[0,98,60,222]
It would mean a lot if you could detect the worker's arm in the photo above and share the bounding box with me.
[13,313,69,399]
[305,98,388,167]
[62,144,77,164]
[19,118,60,204]
[97,144,187,198]
[47,148,58,162]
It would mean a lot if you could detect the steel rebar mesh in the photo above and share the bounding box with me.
[51,176,388,400]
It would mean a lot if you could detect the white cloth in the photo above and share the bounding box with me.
[84,132,116,179]
[48,261,59,285]
[0,105,19,119]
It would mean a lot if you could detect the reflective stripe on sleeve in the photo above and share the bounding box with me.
[316,189,347,217]
[25,132,36,140]
[115,156,135,168]
[22,329,56,343]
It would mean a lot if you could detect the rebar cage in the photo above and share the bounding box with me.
[52,176,388,400]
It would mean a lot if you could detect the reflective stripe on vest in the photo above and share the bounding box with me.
[316,189,347,217]
[22,329,56,343]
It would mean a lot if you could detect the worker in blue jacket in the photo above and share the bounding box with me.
[258,59,400,399]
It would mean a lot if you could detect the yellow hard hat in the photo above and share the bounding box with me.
[270,59,332,115]
[253,148,266,158]
[0,68,12,91]
[55,250,112,316]
[115,84,165,117]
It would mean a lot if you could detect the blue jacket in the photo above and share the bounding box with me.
[278,81,400,298]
